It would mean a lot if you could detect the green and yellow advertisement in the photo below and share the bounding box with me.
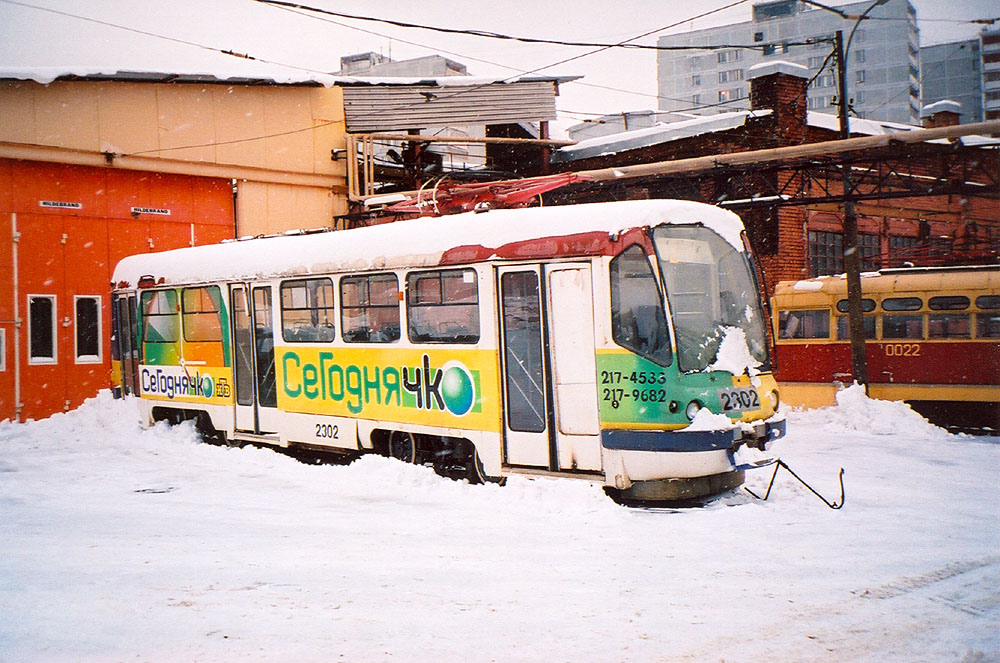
[276,347,500,431]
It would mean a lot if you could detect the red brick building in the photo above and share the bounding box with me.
[550,61,999,292]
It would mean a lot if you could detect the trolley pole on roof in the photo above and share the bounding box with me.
[835,29,869,390]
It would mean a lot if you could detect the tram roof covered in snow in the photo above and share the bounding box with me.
[773,265,1000,301]
[112,199,747,288]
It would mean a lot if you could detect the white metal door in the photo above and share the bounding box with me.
[546,265,602,471]
[498,263,602,472]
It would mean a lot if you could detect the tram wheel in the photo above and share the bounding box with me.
[388,431,417,464]
[465,447,506,486]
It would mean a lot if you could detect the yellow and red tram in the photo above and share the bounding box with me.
[772,266,1000,430]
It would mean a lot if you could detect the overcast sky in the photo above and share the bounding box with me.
[0,0,995,131]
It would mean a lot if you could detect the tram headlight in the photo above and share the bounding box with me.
[766,390,780,410]
[685,400,702,421]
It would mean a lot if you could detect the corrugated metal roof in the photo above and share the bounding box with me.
[342,80,564,132]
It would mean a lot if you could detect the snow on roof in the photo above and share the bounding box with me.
[921,100,962,117]
[747,60,808,79]
[805,111,919,137]
[112,199,747,286]
[807,111,998,146]
[551,110,773,163]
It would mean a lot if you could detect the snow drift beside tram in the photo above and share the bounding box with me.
[110,200,785,503]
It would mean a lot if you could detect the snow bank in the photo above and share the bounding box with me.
[790,383,950,440]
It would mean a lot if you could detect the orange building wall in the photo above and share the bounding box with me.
[0,158,234,422]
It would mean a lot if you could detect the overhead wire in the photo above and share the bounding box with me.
[0,0,945,153]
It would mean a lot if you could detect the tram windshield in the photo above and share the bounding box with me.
[652,225,769,373]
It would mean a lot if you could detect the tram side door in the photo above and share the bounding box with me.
[113,294,139,395]
[498,264,602,472]
[230,283,280,435]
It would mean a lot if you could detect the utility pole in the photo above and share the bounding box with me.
[834,30,869,389]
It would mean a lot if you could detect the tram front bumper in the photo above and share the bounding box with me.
[601,416,786,455]
[600,416,786,489]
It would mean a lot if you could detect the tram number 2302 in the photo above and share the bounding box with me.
[315,423,339,439]
[718,387,760,412]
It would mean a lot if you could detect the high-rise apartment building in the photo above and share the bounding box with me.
[982,28,1000,121]
[656,0,919,125]
[920,39,981,123]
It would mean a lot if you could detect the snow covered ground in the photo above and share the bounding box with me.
[1,389,997,663]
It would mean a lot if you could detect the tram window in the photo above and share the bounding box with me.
[882,297,922,311]
[141,290,179,343]
[341,274,400,343]
[406,269,479,344]
[28,295,57,363]
[609,245,671,366]
[836,315,876,340]
[280,278,335,343]
[882,314,923,339]
[74,296,101,362]
[928,314,970,339]
[975,295,1000,310]
[928,296,970,311]
[182,286,223,342]
[778,309,829,339]
[976,313,1000,338]
[836,298,876,313]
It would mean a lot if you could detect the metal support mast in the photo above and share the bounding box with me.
[835,29,869,390]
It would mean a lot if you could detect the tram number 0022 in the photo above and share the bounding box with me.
[883,343,920,357]
[315,423,339,439]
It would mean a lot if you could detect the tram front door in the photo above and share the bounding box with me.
[498,263,602,472]
[230,283,280,435]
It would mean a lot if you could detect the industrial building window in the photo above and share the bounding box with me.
[808,231,842,276]
[280,278,335,342]
[182,286,224,343]
[856,70,866,84]
[808,56,825,69]
[762,43,788,56]
[341,273,400,343]
[855,49,866,63]
[809,231,879,276]
[74,296,101,363]
[406,269,480,344]
[28,295,57,364]
[691,74,701,86]
[0,329,6,371]
[889,235,919,265]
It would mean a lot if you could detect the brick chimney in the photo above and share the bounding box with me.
[920,100,962,128]
[748,60,809,145]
